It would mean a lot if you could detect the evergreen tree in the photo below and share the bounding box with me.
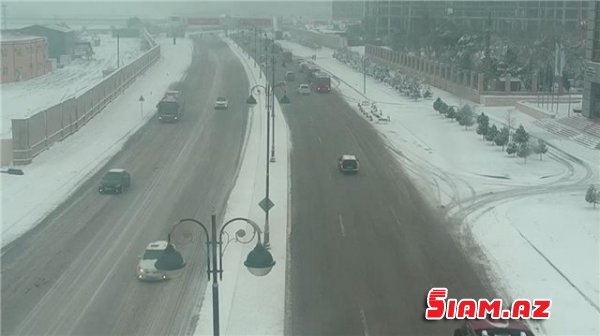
[517,142,531,163]
[506,142,518,156]
[458,105,474,129]
[446,106,457,119]
[433,98,442,111]
[485,124,499,142]
[495,126,510,149]
[514,125,530,144]
[585,185,598,208]
[476,113,489,138]
[439,102,448,115]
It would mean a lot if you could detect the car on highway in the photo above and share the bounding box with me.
[454,319,535,336]
[285,71,295,81]
[297,84,311,95]
[214,97,228,109]
[137,241,174,281]
[338,155,359,174]
[98,169,130,194]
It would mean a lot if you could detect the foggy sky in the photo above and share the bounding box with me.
[3,1,333,21]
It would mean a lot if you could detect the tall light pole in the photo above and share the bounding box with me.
[157,215,275,336]
[246,82,289,248]
[270,49,277,163]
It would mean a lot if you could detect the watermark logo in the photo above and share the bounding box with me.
[425,288,551,320]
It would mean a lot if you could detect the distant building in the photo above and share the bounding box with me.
[332,1,364,22]
[583,1,600,118]
[19,24,75,60]
[364,1,590,41]
[0,32,51,83]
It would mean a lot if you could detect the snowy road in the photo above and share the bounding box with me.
[1,36,250,335]
[279,40,599,335]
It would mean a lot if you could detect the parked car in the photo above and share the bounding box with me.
[137,241,184,281]
[297,84,311,95]
[98,169,130,194]
[338,155,359,174]
[454,319,535,336]
[285,71,295,81]
[214,97,228,109]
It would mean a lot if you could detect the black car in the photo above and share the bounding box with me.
[98,169,131,194]
[338,155,359,174]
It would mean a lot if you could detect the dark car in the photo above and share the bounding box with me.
[454,319,535,336]
[338,154,359,174]
[98,169,130,194]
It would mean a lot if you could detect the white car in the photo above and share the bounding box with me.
[297,84,311,95]
[215,97,228,109]
[137,241,171,281]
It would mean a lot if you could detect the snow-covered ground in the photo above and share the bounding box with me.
[1,34,144,137]
[278,40,600,335]
[1,37,193,248]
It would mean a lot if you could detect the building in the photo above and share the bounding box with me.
[364,1,590,42]
[583,1,600,118]
[0,32,51,83]
[19,24,75,60]
[332,1,365,22]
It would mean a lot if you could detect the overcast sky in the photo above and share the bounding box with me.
[3,1,334,21]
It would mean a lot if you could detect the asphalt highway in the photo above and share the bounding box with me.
[1,36,249,336]
[234,34,495,336]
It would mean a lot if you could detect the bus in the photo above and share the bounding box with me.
[310,71,331,93]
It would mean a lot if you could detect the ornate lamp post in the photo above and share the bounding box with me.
[156,215,275,336]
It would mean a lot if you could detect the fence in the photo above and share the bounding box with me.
[364,45,548,105]
[9,31,160,165]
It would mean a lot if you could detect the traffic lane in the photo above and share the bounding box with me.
[69,36,252,336]
[284,82,494,334]
[1,36,250,336]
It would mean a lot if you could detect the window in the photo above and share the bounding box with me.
[2,67,7,76]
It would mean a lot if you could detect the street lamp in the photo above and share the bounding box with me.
[246,84,289,247]
[0,168,24,175]
[362,56,369,95]
[157,215,275,336]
